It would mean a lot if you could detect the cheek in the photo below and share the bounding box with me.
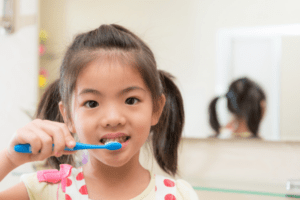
[132,112,152,138]
[132,106,152,124]
[74,116,85,132]
[74,114,95,142]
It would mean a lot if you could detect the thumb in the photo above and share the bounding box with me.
[66,138,76,148]
[64,132,76,148]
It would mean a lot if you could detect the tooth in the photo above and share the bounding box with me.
[102,136,128,144]
[104,141,112,145]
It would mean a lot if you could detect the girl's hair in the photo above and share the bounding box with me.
[34,24,184,176]
[208,77,266,137]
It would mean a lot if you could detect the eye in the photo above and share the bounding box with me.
[125,97,140,105]
[84,101,99,108]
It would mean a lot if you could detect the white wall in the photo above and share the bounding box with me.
[281,36,300,141]
[0,0,38,191]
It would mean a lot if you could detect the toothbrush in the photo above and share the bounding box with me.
[14,142,122,153]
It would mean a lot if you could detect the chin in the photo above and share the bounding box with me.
[102,158,130,168]
[93,152,130,167]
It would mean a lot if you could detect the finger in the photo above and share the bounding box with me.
[35,130,53,160]
[41,120,76,155]
[51,125,66,155]
[34,120,66,155]
[15,128,42,155]
[55,121,76,149]
[43,120,75,148]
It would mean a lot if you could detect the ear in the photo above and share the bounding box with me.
[151,94,166,126]
[58,101,76,133]
[260,100,266,119]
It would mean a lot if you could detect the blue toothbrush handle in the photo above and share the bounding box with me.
[14,142,106,153]
[14,144,33,153]
[14,143,73,153]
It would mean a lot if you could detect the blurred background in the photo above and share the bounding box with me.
[1,0,300,199]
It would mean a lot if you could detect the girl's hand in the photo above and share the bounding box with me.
[5,119,78,167]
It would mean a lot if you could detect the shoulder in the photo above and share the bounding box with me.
[20,172,45,192]
[20,164,77,199]
[154,174,199,200]
[175,179,199,200]
[20,172,51,199]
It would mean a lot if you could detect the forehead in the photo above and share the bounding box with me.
[74,58,147,94]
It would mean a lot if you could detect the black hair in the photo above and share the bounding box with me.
[208,77,266,137]
[34,24,184,176]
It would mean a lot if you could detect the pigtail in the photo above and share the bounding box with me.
[34,79,77,170]
[246,102,261,137]
[208,97,222,136]
[35,79,63,122]
[151,70,184,177]
[244,89,264,137]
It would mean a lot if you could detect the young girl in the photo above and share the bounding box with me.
[0,24,199,200]
[208,77,266,139]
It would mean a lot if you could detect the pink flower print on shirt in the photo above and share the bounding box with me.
[65,194,72,200]
[66,177,72,187]
[164,179,175,187]
[76,172,84,181]
[79,185,88,195]
[165,194,176,200]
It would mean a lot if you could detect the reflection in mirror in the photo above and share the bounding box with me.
[213,24,300,141]
[208,77,266,139]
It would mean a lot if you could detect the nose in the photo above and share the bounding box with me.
[100,105,126,128]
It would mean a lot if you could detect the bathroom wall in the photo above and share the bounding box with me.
[0,0,39,190]
[38,0,67,100]
[280,36,300,141]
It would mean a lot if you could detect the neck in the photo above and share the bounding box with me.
[82,150,148,187]
[234,118,250,133]
[81,150,151,199]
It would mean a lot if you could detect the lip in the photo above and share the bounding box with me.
[100,132,129,139]
[115,138,130,151]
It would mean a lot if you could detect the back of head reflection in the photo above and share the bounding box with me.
[208,77,266,139]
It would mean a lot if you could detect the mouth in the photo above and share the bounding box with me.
[100,136,131,145]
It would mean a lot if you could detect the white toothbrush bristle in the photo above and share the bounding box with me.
[105,141,113,145]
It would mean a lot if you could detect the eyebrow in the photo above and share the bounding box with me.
[78,86,147,97]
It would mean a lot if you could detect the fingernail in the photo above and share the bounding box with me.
[69,141,75,146]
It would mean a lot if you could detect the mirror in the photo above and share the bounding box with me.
[39,0,300,141]
[194,2,300,141]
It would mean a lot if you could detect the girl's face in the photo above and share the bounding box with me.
[59,58,165,167]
